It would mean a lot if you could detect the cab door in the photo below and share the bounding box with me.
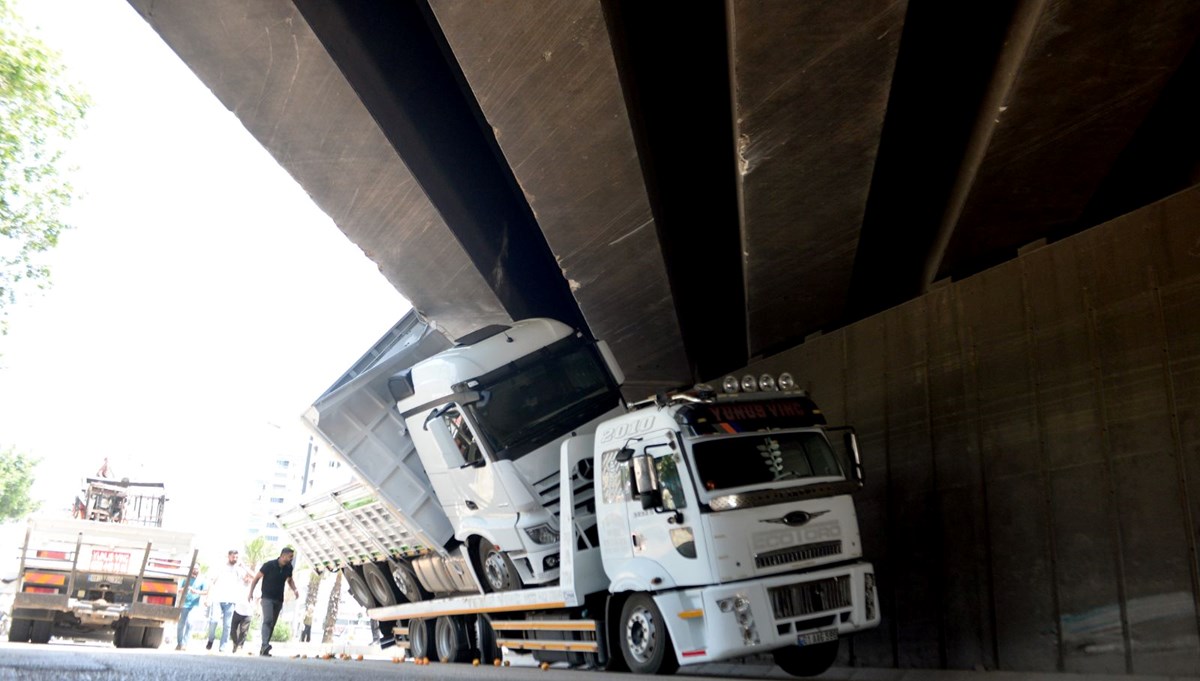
[427,406,512,523]
[620,432,712,589]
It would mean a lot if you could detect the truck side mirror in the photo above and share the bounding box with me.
[844,431,864,486]
[631,453,661,509]
[616,447,635,463]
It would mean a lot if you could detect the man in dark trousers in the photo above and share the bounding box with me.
[247,547,299,656]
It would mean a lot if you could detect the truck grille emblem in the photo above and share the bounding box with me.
[760,510,829,527]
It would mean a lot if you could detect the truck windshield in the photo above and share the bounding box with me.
[466,336,620,461]
[691,431,844,493]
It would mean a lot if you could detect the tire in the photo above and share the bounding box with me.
[773,641,840,677]
[29,620,52,645]
[618,594,677,675]
[475,615,499,664]
[407,618,436,661]
[116,624,144,649]
[476,538,522,593]
[434,615,470,663]
[8,617,32,643]
[343,566,376,609]
[142,627,164,649]
[389,559,426,603]
[362,562,397,607]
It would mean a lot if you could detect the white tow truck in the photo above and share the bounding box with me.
[7,477,196,648]
[288,313,878,675]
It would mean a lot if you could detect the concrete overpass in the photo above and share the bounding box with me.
[127,0,1200,675]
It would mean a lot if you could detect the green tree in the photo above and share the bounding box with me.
[0,446,40,521]
[322,569,342,644]
[243,535,276,572]
[0,0,89,332]
[303,569,321,639]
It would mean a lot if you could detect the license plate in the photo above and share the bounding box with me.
[797,629,838,646]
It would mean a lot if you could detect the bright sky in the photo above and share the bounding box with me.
[0,0,408,563]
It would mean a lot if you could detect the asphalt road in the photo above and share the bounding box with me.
[6,640,1194,681]
[0,639,754,681]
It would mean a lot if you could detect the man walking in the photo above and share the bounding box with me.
[206,549,250,652]
[175,565,208,651]
[247,547,299,656]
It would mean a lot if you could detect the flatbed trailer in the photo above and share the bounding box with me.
[366,440,878,674]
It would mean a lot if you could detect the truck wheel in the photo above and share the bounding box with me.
[117,625,144,649]
[342,566,377,609]
[475,615,499,664]
[362,562,397,607]
[435,615,470,663]
[29,620,52,645]
[773,641,839,677]
[477,539,522,592]
[8,617,32,642]
[408,618,435,661]
[390,559,426,603]
[618,594,678,675]
[142,627,164,649]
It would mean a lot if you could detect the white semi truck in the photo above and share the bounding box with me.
[8,478,196,647]
[289,312,878,675]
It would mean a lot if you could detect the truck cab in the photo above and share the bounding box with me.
[392,319,625,591]
[595,380,878,674]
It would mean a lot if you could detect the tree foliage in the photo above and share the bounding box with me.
[322,569,342,644]
[0,0,88,331]
[243,535,277,573]
[0,446,40,521]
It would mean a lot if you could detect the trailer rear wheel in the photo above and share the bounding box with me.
[477,539,522,592]
[142,626,164,649]
[342,566,376,609]
[408,618,435,661]
[29,620,52,645]
[773,641,839,677]
[362,562,397,607]
[8,617,32,642]
[435,615,470,663]
[390,559,425,603]
[618,594,677,675]
[475,615,499,664]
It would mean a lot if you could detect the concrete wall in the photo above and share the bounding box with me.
[745,185,1200,674]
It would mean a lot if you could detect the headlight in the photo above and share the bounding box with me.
[758,374,777,391]
[524,524,559,545]
[741,374,758,392]
[778,372,796,391]
[722,375,740,393]
[717,594,759,645]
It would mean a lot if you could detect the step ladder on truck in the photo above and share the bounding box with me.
[286,312,880,676]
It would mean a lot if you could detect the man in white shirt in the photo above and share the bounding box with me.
[205,549,251,652]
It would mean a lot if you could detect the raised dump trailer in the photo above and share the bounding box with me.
[8,517,196,647]
[277,481,437,608]
[287,312,880,676]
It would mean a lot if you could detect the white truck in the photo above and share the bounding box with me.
[290,313,878,675]
[7,478,196,648]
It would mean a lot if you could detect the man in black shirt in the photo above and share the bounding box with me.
[247,547,299,656]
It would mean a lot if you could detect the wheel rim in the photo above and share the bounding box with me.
[410,620,427,659]
[625,605,658,664]
[435,619,455,661]
[483,550,510,591]
[393,566,420,602]
[365,566,395,606]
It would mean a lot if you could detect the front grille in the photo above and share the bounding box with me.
[769,575,852,620]
[755,540,842,569]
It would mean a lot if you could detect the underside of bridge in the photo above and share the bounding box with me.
[127,0,1200,674]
